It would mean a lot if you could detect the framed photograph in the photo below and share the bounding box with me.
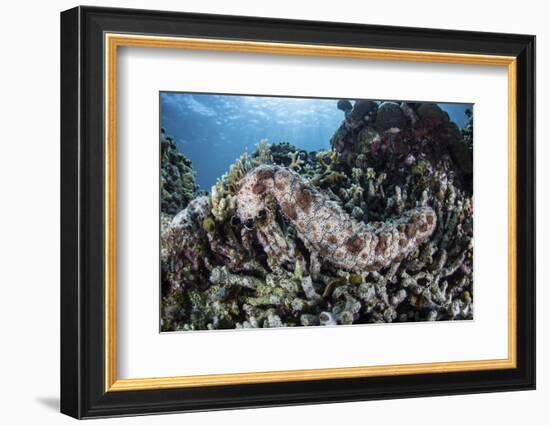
[60,6,536,419]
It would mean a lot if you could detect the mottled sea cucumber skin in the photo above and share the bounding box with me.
[237,165,437,272]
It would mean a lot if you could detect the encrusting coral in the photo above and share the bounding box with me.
[160,99,474,331]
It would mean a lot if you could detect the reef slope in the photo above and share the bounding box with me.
[161,100,474,331]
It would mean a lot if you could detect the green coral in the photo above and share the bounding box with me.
[202,216,216,234]
[411,160,429,176]
[349,274,363,285]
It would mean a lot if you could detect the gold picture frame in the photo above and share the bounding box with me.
[104,34,517,392]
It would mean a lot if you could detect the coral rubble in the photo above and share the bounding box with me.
[160,100,474,332]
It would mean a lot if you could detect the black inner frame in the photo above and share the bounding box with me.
[61,6,535,419]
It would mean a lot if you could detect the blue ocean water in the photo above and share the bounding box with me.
[160,93,472,190]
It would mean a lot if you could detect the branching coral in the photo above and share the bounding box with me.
[288,151,305,171]
[210,153,252,222]
[252,138,273,166]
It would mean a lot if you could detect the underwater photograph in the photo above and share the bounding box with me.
[160,92,474,332]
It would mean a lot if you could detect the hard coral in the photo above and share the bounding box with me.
[160,129,197,215]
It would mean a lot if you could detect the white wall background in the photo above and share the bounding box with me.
[0,0,545,423]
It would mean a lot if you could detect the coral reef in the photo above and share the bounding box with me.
[160,100,474,331]
[160,128,198,215]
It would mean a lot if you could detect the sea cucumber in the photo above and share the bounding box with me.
[236,165,437,272]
